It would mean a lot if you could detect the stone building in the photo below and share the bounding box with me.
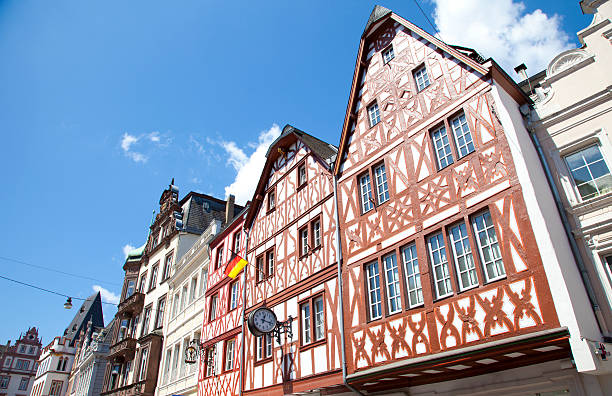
[0,327,41,396]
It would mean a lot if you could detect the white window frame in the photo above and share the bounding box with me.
[365,262,382,320]
[359,173,374,213]
[382,45,395,64]
[313,296,325,341]
[448,223,479,291]
[229,281,239,310]
[374,163,389,204]
[413,65,431,91]
[428,233,453,299]
[225,339,235,371]
[472,211,505,282]
[382,253,402,314]
[301,302,311,344]
[564,143,612,201]
[312,219,321,248]
[450,113,475,158]
[300,227,309,256]
[432,125,454,169]
[368,102,381,127]
[401,243,423,308]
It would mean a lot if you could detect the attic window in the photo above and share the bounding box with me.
[267,189,276,212]
[382,45,395,64]
[368,102,381,127]
[413,65,431,92]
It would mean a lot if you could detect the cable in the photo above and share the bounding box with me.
[0,255,120,286]
[0,274,118,306]
[412,0,445,42]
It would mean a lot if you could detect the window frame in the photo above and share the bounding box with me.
[471,210,506,283]
[367,101,381,127]
[299,292,326,349]
[382,45,395,64]
[382,252,402,315]
[229,280,239,311]
[209,294,218,322]
[148,263,159,291]
[162,252,174,281]
[204,346,216,377]
[357,160,391,214]
[141,304,152,337]
[427,232,454,299]
[564,143,612,202]
[137,347,148,382]
[154,296,166,329]
[297,161,308,189]
[267,187,276,212]
[447,221,479,291]
[401,243,424,309]
[254,334,273,364]
[233,231,242,254]
[266,248,275,279]
[431,123,455,170]
[138,271,147,293]
[413,63,431,92]
[449,112,475,159]
[215,245,224,271]
[365,261,383,321]
[223,338,236,372]
[299,225,309,258]
[311,216,322,250]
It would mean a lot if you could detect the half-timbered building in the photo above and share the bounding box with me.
[334,6,611,395]
[199,204,248,396]
[242,125,343,395]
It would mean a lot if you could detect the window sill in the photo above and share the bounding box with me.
[297,183,307,191]
[299,338,326,352]
[254,357,273,367]
[267,207,276,215]
[484,274,507,284]
[311,245,321,253]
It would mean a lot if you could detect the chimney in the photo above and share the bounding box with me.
[514,63,528,81]
[225,195,235,225]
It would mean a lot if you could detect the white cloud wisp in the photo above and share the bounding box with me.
[120,131,171,163]
[432,0,572,77]
[222,124,281,204]
[122,244,135,258]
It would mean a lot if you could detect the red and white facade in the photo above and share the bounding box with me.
[334,6,611,395]
[242,126,343,395]
[199,209,247,396]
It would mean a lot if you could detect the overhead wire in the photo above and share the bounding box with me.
[412,0,445,42]
[0,274,118,306]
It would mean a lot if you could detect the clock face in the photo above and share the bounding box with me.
[250,307,277,335]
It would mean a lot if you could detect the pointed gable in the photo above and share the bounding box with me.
[334,7,494,176]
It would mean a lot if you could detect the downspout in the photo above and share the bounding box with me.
[332,170,365,396]
[239,227,250,396]
[528,125,608,336]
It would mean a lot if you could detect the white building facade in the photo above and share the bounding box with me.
[30,338,76,396]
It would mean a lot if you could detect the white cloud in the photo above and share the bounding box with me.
[120,133,148,163]
[122,244,135,258]
[120,131,171,163]
[148,131,160,142]
[432,0,572,77]
[121,133,138,151]
[222,124,281,204]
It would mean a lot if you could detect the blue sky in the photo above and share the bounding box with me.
[0,0,591,344]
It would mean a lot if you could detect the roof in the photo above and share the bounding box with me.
[210,204,250,248]
[126,243,146,261]
[245,124,337,228]
[181,193,243,234]
[333,6,528,175]
[63,292,104,347]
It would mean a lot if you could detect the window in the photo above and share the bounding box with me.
[162,254,173,281]
[565,145,612,200]
[216,245,224,270]
[224,339,235,371]
[298,163,307,187]
[428,233,453,298]
[181,284,188,311]
[256,256,265,283]
[138,348,148,381]
[233,231,241,254]
[19,345,26,353]
[172,293,180,319]
[382,45,395,63]
[180,337,189,377]
[449,223,478,290]
[402,244,423,308]
[300,226,309,256]
[373,163,389,204]
[365,262,382,320]
[432,125,454,169]
[268,189,276,211]
[383,253,402,314]
[18,377,29,391]
[413,64,430,91]
[61,357,67,371]
[155,297,166,329]
[256,334,273,361]
[125,280,135,299]
[0,376,9,389]
[130,315,139,338]
[141,306,152,336]
[205,347,216,377]
[300,295,325,346]
[16,359,29,370]
[163,349,172,384]
[50,380,63,396]
[172,344,180,380]
[312,219,321,249]
[148,264,158,291]
[450,113,475,158]
[4,357,11,367]
[189,277,198,303]
[209,295,218,321]
[266,250,275,278]
[472,211,505,282]
[229,281,239,310]
[200,269,208,296]
[368,102,381,127]
[359,173,374,213]
[138,272,147,292]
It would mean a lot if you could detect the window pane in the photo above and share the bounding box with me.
[368,103,381,126]
[402,244,423,308]
[383,254,402,314]
[366,262,382,320]
[360,174,374,212]
[301,304,311,344]
[450,113,475,157]
[374,164,390,204]
[414,66,431,91]
[449,223,478,290]
[566,145,612,200]
[428,233,453,298]
[314,297,325,341]
[472,211,505,281]
[432,126,454,169]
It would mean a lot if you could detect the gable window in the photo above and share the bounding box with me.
[148,264,159,291]
[229,281,239,310]
[449,223,478,290]
[373,163,389,204]
[432,125,454,169]
[368,102,381,127]
[268,189,276,211]
[428,233,453,299]
[216,245,224,270]
[299,226,309,257]
[450,113,475,158]
[565,145,612,200]
[298,163,307,187]
[256,334,272,362]
[401,244,423,308]
[154,297,166,329]
[472,211,505,282]
[162,253,173,281]
[382,45,395,64]
[382,253,402,314]
[365,262,382,320]
[209,295,218,321]
[312,219,321,249]
[413,64,431,91]
[300,295,325,346]
[359,173,374,213]
[224,339,235,371]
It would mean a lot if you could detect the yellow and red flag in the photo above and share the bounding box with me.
[224,254,248,279]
